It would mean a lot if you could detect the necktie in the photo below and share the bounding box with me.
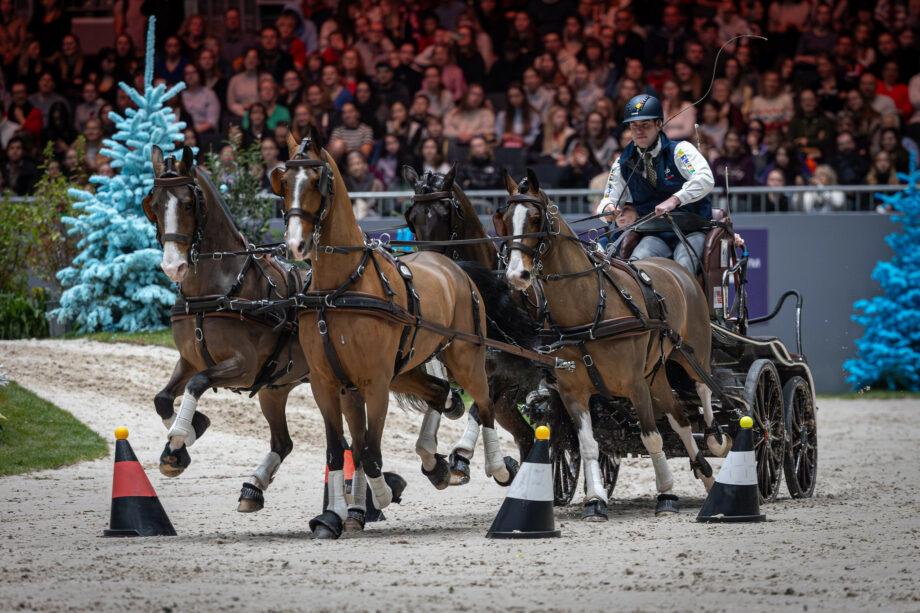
[645,152,657,188]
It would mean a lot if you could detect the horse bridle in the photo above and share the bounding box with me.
[282,141,335,246]
[151,160,205,257]
[496,193,560,270]
[406,187,465,259]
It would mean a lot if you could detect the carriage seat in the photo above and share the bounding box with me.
[614,208,735,318]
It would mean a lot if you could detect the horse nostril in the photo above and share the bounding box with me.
[520,270,531,281]
[297,240,306,254]
[176,262,187,277]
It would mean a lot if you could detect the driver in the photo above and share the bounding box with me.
[596,94,714,274]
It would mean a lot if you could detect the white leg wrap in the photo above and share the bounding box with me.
[327,469,348,521]
[578,414,607,503]
[416,408,440,471]
[697,382,714,427]
[451,412,480,458]
[350,467,367,512]
[482,427,508,482]
[641,431,673,493]
[167,392,198,450]
[250,451,282,491]
[367,474,392,508]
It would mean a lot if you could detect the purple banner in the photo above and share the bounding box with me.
[731,227,768,319]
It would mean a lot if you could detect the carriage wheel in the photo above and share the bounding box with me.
[599,451,620,498]
[742,359,786,503]
[550,442,580,506]
[783,376,818,499]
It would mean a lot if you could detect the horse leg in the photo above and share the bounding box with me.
[391,369,451,489]
[155,359,198,477]
[362,381,406,510]
[630,375,679,516]
[238,386,294,512]
[442,345,511,485]
[340,389,371,531]
[161,358,249,476]
[308,382,348,539]
[697,382,731,456]
[448,406,481,485]
[559,388,608,521]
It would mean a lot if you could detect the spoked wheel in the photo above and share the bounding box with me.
[783,376,818,498]
[598,451,619,498]
[550,442,580,506]
[743,359,786,503]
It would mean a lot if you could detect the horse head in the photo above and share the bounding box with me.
[272,130,335,261]
[144,145,201,283]
[500,167,553,291]
[402,163,458,247]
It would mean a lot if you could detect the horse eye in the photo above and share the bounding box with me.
[184,201,194,210]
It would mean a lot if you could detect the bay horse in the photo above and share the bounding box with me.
[272,134,516,538]
[143,145,365,514]
[498,169,727,519]
[401,164,545,484]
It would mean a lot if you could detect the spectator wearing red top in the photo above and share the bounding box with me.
[276,11,306,70]
[876,60,913,121]
[7,81,41,144]
[321,30,347,65]
[750,71,795,135]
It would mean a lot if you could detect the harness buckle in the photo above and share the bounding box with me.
[324,294,336,308]
[621,289,632,300]
[582,353,594,367]
[323,245,335,255]
[195,327,203,341]
[317,319,328,335]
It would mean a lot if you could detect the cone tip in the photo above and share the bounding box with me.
[535,425,550,440]
[739,416,753,429]
[115,427,129,440]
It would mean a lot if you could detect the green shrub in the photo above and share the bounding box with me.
[0,288,49,339]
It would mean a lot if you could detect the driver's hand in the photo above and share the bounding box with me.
[654,197,679,217]
[602,203,619,224]
[733,233,745,248]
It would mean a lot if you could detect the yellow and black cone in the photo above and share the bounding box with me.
[103,427,176,537]
[487,426,560,539]
[697,417,766,523]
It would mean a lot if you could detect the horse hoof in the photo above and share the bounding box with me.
[655,494,680,516]
[493,456,519,487]
[237,482,264,513]
[443,390,466,420]
[309,510,344,539]
[422,454,450,490]
[345,509,366,532]
[581,499,608,521]
[448,452,471,486]
[158,442,190,477]
[383,472,407,504]
[192,411,211,439]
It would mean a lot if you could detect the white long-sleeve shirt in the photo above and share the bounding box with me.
[595,137,715,215]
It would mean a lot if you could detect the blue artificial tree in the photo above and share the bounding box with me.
[52,17,185,332]
[844,154,920,391]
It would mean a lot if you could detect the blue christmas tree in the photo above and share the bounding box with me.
[52,17,185,332]
[844,154,920,391]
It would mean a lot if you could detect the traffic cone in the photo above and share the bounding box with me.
[322,438,385,523]
[697,416,766,523]
[103,427,176,537]
[486,426,560,539]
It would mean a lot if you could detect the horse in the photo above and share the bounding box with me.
[143,144,364,515]
[272,133,517,538]
[401,164,547,485]
[497,168,729,519]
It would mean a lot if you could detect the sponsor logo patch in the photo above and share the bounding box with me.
[677,149,695,174]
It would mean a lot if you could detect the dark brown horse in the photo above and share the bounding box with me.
[499,169,723,519]
[402,165,545,484]
[143,145,365,514]
[272,134,516,538]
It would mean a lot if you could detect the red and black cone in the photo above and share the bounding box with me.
[487,426,560,539]
[103,427,176,537]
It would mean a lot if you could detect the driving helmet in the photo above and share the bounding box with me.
[622,94,663,124]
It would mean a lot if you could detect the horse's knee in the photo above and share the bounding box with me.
[186,373,210,397]
[154,392,175,420]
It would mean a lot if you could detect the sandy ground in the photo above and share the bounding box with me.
[0,338,918,612]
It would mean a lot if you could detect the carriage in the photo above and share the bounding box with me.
[522,206,818,506]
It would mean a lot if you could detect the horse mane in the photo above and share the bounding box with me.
[450,183,488,236]
[194,166,248,247]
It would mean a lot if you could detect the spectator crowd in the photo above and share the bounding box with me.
[1,0,919,215]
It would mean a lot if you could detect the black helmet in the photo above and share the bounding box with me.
[622,94,663,124]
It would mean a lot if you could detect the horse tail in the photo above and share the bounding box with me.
[455,260,538,349]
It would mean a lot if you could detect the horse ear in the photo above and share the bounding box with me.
[526,167,540,194]
[309,124,325,152]
[286,132,299,158]
[502,169,518,195]
[151,145,165,177]
[141,193,156,222]
[270,167,285,196]
[179,146,195,175]
[442,162,457,189]
[402,164,419,187]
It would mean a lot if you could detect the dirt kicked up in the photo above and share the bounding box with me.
[1,338,918,612]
